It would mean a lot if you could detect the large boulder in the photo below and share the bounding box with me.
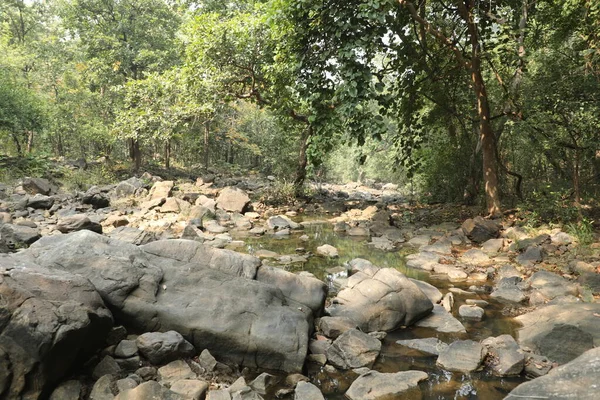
[216,187,251,213]
[57,214,103,234]
[21,177,53,195]
[327,260,433,332]
[13,232,311,373]
[0,260,113,400]
[0,224,41,249]
[461,217,500,244]
[515,303,600,364]
[506,347,600,400]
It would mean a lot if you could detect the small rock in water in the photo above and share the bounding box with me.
[345,370,428,400]
[437,340,486,373]
[458,305,485,321]
[396,337,449,356]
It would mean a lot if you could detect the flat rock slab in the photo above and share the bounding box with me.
[346,370,428,400]
[515,303,600,364]
[528,270,579,300]
[481,335,525,376]
[396,338,449,356]
[506,347,600,400]
[437,340,485,373]
[328,260,433,332]
[415,305,466,334]
[326,329,381,369]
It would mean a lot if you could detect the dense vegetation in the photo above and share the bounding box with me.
[1,0,599,220]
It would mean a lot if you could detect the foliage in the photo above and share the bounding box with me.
[259,179,297,205]
[567,217,595,246]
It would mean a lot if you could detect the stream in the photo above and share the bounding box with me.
[231,221,527,399]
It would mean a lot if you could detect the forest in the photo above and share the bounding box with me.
[1,0,599,221]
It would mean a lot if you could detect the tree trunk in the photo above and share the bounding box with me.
[11,132,22,156]
[26,131,34,153]
[293,125,312,197]
[204,121,210,170]
[165,140,171,169]
[133,140,141,172]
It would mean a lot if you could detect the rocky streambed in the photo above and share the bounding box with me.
[1,175,600,400]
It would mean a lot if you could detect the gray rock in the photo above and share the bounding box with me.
[481,335,525,376]
[551,231,574,245]
[396,337,449,356]
[57,214,103,234]
[415,305,466,333]
[523,352,553,378]
[107,226,156,245]
[462,217,500,244]
[207,390,232,400]
[198,349,217,372]
[490,276,529,304]
[93,355,122,380]
[136,331,195,365]
[506,347,600,400]
[515,304,600,364]
[405,251,440,270]
[216,187,250,213]
[458,305,485,321]
[316,244,338,258]
[115,355,141,372]
[294,381,324,400]
[328,264,433,332]
[89,375,115,400]
[460,249,491,265]
[516,246,543,266]
[437,340,485,373]
[318,316,357,339]
[0,262,112,400]
[231,387,264,400]
[421,238,452,255]
[114,381,184,400]
[115,340,138,358]
[170,379,209,400]
[249,372,277,395]
[267,215,300,230]
[409,279,443,304]
[326,329,382,369]
[528,270,579,301]
[114,177,145,198]
[0,223,41,248]
[107,326,128,346]
[116,378,139,393]
[368,236,395,251]
[49,380,83,400]
[481,238,504,253]
[158,360,196,385]
[27,194,55,209]
[21,177,53,195]
[256,265,327,315]
[149,180,174,200]
[82,187,110,209]
[345,370,428,400]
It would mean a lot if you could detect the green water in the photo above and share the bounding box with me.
[232,222,526,399]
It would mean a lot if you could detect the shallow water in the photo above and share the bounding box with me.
[231,222,526,399]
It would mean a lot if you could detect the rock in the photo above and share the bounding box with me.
[108,226,156,245]
[114,177,145,198]
[198,349,217,372]
[249,372,277,395]
[325,329,381,369]
[437,340,485,373]
[136,331,196,365]
[515,304,600,364]
[506,347,600,400]
[116,378,139,393]
[115,340,138,358]
[432,264,468,281]
[27,193,55,209]
[89,375,115,400]
[267,215,300,230]
[17,232,310,373]
[160,198,190,213]
[462,217,500,244]
[460,249,491,265]
[347,226,370,236]
[170,379,209,400]
[481,335,525,376]
[490,277,529,304]
[107,326,128,346]
[516,246,543,266]
[231,387,264,400]
[135,366,157,381]
[407,234,431,247]
[441,292,454,313]
[0,262,113,400]
[21,177,53,195]
[256,265,327,315]
[368,236,395,251]
[0,223,41,248]
[405,251,440,270]
[316,244,338,258]
[82,188,110,209]
[319,316,357,339]
[207,390,232,400]
[396,338,449,356]
[421,238,452,255]
[481,238,504,253]
[57,214,102,233]
[49,380,83,400]
[328,264,433,332]
[149,180,174,200]
[345,370,428,400]
[93,355,122,379]
[415,305,466,334]
[188,205,215,226]
[216,187,250,213]
[409,279,443,304]
[158,360,197,385]
[114,381,184,400]
[524,352,553,378]
[528,270,579,301]
[458,305,485,321]
[294,381,324,400]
